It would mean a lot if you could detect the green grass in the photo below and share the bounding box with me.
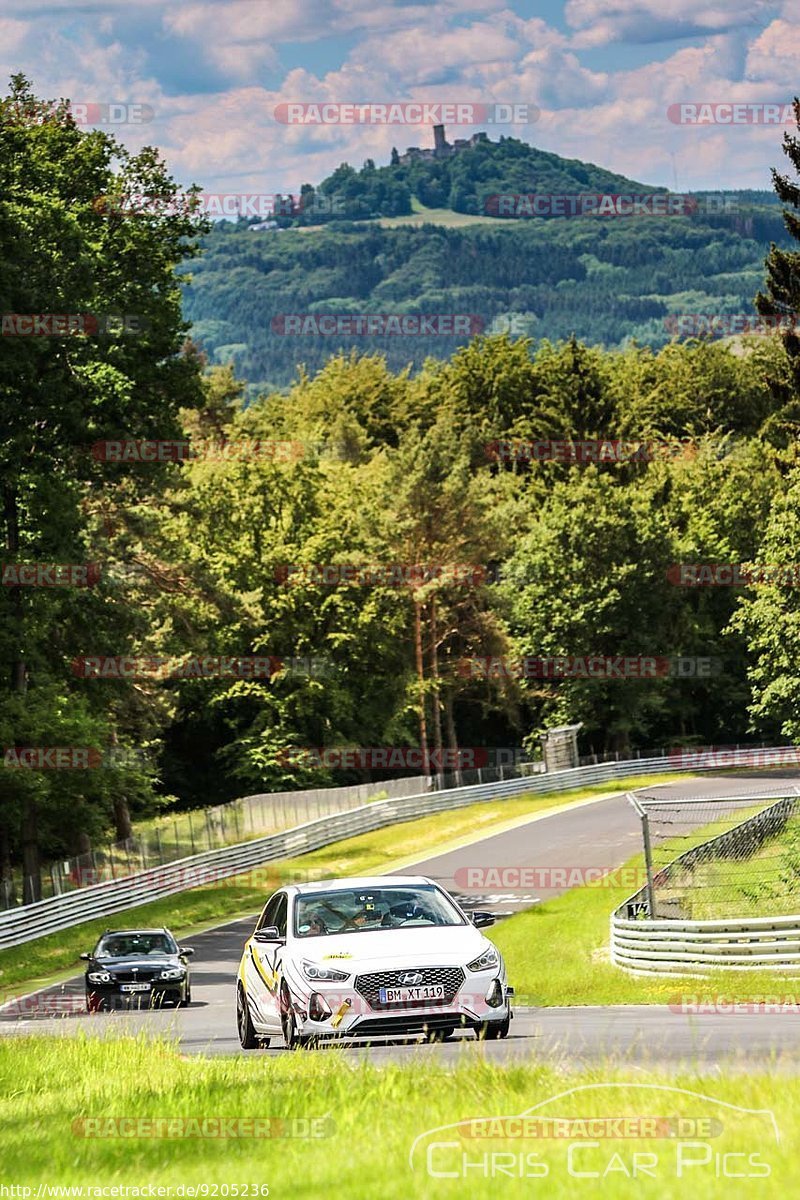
[670,820,800,920]
[0,1035,795,1196]
[0,775,677,1002]
[375,202,508,228]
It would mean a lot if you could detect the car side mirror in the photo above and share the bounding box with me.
[179,947,195,957]
[471,911,496,929]
[79,952,91,960]
[254,926,282,943]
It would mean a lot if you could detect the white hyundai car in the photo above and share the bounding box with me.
[236,875,513,1049]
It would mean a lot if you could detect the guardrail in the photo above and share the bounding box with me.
[611,786,800,974]
[1,744,794,950]
[611,912,800,973]
[2,772,437,909]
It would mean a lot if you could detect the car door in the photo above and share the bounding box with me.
[245,892,287,1032]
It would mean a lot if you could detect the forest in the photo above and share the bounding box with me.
[185,196,788,394]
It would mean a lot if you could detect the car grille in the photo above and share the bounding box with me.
[354,966,465,1010]
[112,970,159,983]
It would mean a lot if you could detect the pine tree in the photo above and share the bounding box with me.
[756,97,800,400]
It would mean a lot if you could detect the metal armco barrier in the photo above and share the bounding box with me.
[1,744,795,949]
[611,913,800,974]
[612,780,800,975]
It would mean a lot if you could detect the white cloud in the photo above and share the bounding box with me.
[0,0,794,197]
[565,0,779,46]
[351,17,521,80]
[746,19,800,84]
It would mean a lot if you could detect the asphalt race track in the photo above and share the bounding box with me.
[4,771,800,1068]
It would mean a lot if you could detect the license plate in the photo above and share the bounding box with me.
[120,983,151,993]
[379,984,445,1004]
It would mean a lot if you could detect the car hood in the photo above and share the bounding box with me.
[92,956,181,971]
[292,924,492,968]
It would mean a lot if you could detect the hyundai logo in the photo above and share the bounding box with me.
[399,971,423,985]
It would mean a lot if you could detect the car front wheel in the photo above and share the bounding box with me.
[237,984,259,1049]
[280,984,309,1050]
[474,1015,510,1040]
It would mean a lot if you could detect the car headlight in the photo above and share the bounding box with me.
[158,968,185,981]
[301,960,350,982]
[467,946,500,972]
[87,971,113,985]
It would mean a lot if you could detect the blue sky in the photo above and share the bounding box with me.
[1,0,797,193]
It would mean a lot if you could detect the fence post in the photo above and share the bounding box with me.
[188,811,196,856]
[642,811,657,917]
[155,826,164,865]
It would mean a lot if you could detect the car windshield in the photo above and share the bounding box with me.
[95,933,176,958]
[294,886,466,937]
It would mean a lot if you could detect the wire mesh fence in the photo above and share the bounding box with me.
[0,757,544,909]
[630,788,800,920]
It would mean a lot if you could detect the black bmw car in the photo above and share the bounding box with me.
[81,927,194,1012]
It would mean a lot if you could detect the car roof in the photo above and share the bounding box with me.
[285,875,435,895]
[99,928,172,936]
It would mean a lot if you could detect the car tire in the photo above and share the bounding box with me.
[280,984,308,1050]
[180,984,192,1007]
[424,1026,455,1042]
[474,1015,510,1040]
[86,992,105,1014]
[237,984,259,1050]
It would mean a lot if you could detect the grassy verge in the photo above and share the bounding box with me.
[0,1035,794,1196]
[0,775,677,1000]
[673,819,800,919]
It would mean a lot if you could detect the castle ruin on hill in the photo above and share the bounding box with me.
[398,124,488,166]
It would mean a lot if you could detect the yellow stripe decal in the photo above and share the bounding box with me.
[249,946,279,993]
